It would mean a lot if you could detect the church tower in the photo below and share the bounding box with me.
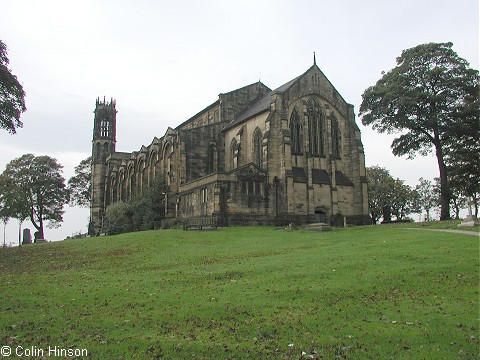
[89,97,117,235]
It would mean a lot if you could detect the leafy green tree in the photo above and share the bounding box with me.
[366,166,396,224]
[0,39,26,134]
[103,174,167,234]
[138,175,167,229]
[68,156,92,207]
[414,178,439,222]
[444,93,480,217]
[0,173,30,246]
[103,201,133,235]
[0,154,69,239]
[360,42,479,221]
[390,179,417,220]
[0,198,9,247]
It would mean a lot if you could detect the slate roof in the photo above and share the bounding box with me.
[292,167,308,183]
[222,74,303,131]
[223,92,272,130]
[335,171,354,186]
[312,169,331,184]
[273,75,302,94]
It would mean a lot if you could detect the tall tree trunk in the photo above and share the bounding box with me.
[434,138,451,220]
[3,221,6,247]
[39,219,44,239]
[30,205,44,240]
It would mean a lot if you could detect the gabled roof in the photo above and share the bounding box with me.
[272,74,302,94]
[227,162,268,176]
[222,69,308,131]
[220,81,270,97]
[223,92,272,131]
[175,100,219,130]
[223,63,355,132]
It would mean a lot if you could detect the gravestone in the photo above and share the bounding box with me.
[381,205,392,224]
[458,199,479,227]
[22,228,32,244]
[33,231,47,243]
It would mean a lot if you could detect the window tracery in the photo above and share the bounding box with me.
[290,108,303,155]
[331,116,341,158]
[253,128,263,166]
[307,98,324,156]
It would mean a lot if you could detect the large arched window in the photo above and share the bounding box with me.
[253,128,263,166]
[307,98,324,156]
[290,108,302,155]
[331,116,341,158]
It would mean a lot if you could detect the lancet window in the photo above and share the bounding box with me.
[331,116,341,158]
[253,128,263,166]
[307,98,324,156]
[290,108,303,155]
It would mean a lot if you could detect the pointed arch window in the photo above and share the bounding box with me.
[253,128,263,166]
[290,108,303,155]
[230,139,238,170]
[110,175,117,205]
[207,144,217,174]
[307,98,324,156]
[100,118,109,137]
[149,151,157,187]
[96,143,103,160]
[331,116,341,158]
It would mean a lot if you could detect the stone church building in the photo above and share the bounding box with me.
[90,60,370,234]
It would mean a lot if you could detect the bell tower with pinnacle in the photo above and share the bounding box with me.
[89,97,117,235]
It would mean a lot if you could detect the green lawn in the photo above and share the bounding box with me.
[383,219,480,233]
[0,225,478,359]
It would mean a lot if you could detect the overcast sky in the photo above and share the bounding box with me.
[1,0,478,242]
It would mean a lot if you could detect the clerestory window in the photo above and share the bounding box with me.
[253,128,263,166]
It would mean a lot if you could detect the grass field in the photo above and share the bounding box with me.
[384,219,480,232]
[0,224,478,359]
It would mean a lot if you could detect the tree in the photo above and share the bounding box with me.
[0,39,26,134]
[414,178,439,222]
[103,175,167,235]
[0,154,69,239]
[68,156,92,207]
[366,166,396,224]
[103,201,133,235]
[360,42,479,220]
[0,172,30,246]
[448,179,468,220]
[134,175,167,230]
[444,87,480,216]
[390,179,417,220]
[0,198,9,247]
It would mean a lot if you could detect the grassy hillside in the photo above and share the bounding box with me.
[0,226,478,359]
